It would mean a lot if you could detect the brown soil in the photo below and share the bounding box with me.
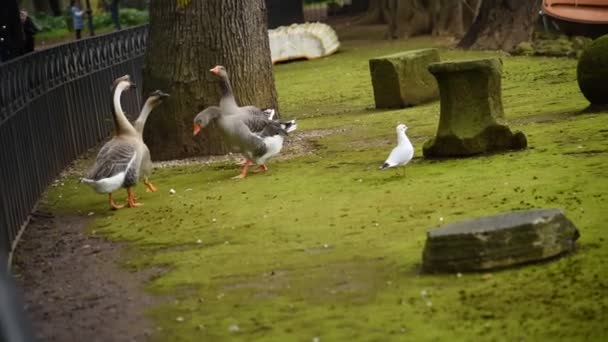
[11,211,162,342]
[6,127,337,342]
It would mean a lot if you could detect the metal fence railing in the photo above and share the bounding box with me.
[0,25,148,266]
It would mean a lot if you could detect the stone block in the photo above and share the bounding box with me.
[422,209,580,273]
[423,58,527,157]
[369,48,440,109]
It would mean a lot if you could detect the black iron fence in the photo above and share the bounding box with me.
[0,25,147,265]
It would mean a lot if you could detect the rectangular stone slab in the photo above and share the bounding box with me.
[422,209,580,272]
[369,48,439,108]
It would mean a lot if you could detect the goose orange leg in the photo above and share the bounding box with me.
[232,160,253,179]
[144,178,158,192]
[108,193,124,210]
[127,187,143,207]
[252,164,268,173]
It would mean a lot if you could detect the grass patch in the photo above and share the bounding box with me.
[44,34,608,341]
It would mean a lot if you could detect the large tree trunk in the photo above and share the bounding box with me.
[266,0,304,29]
[462,0,482,29]
[49,0,62,16]
[386,0,432,39]
[458,0,540,51]
[356,0,478,38]
[430,0,465,37]
[32,0,51,14]
[354,0,391,25]
[350,0,371,14]
[143,0,278,160]
[384,0,469,39]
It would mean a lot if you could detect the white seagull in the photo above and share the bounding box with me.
[380,124,414,174]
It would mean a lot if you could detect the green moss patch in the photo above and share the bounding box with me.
[43,36,608,341]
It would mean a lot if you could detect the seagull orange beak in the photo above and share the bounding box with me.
[193,123,202,136]
[209,66,220,75]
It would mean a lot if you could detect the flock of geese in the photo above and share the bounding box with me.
[81,66,298,210]
[81,65,414,210]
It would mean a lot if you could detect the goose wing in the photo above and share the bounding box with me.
[239,106,273,133]
[239,106,291,138]
[86,139,137,181]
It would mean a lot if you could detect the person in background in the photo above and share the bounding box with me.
[110,0,121,30]
[0,1,25,63]
[70,0,84,40]
[20,10,39,54]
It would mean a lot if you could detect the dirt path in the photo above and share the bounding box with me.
[6,127,335,342]
[11,211,160,342]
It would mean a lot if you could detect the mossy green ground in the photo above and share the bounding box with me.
[46,36,608,341]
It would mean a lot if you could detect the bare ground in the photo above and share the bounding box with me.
[11,211,162,342]
[7,128,333,342]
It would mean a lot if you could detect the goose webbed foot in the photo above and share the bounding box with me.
[127,187,144,207]
[252,164,268,173]
[232,161,253,179]
[108,194,124,210]
[144,179,158,192]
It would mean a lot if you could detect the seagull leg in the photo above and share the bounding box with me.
[127,187,144,207]
[144,178,158,192]
[108,193,124,210]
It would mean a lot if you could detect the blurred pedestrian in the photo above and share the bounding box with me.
[70,0,85,40]
[20,10,39,54]
[110,0,121,30]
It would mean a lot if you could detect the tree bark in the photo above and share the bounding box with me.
[143,0,278,160]
[431,0,465,37]
[350,0,370,14]
[266,0,304,29]
[386,0,432,39]
[384,0,468,39]
[49,0,62,16]
[32,0,51,14]
[458,0,540,51]
[354,0,391,25]
[462,0,482,29]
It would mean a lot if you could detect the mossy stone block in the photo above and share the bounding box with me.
[369,48,439,108]
[423,58,527,157]
[422,209,580,273]
[577,34,608,105]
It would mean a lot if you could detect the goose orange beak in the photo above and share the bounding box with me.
[210,66,220,75]
[193,123,202,136]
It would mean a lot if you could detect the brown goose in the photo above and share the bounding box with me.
[134,90,169,192]
[193,65,296,179]
[81,75,145,209]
